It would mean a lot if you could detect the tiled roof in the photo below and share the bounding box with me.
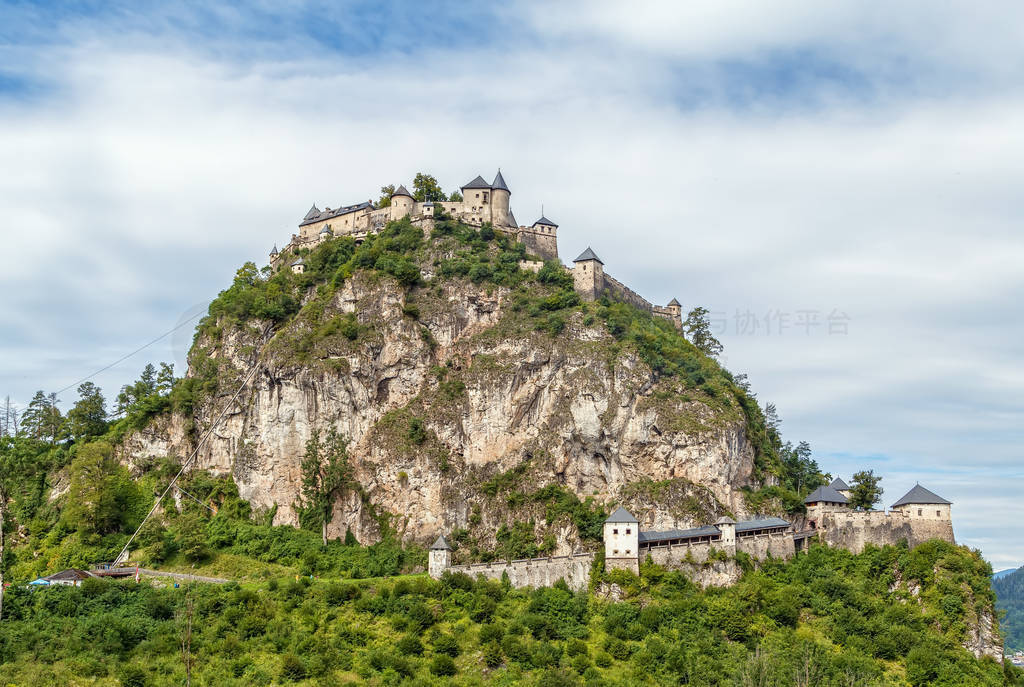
[533,215,558,227]
[829,477,850,490]
[605,507,638,523]
[299,201,372,227]
[735,517,790,532]
[392,184,413,198]
[431,534,452,550]
[804,485,849,504]
[461,175,491,189]
[891,484,951,507]
[491,170,510,193]
[573,247,603,264]
[667,298,681,306]
[639,526,719,544]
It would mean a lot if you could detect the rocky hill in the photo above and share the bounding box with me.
[120,216,783,559]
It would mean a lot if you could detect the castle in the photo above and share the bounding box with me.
[269,170,684,328]
[429,479,954,591]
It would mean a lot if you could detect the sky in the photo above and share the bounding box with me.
[1,1,1022,568]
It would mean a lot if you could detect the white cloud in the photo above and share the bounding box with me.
[0,3,1022,565]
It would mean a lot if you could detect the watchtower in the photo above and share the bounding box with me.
[715,516,736,551]
[390,185,414,221]
[490,170,511,226]
[604,507,639,574]
[429,534,452,578]
[573,247,604,301]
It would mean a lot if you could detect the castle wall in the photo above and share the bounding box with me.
[517,227,559,261]
[737,531,795,560]
[447,553,595,592]
[818,510,955,553]
[602,272,653,312]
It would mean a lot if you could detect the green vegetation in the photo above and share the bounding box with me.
[0,539,1017,685]
[995,566,1024,651]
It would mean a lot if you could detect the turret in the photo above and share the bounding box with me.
[572,247,604,301]
[460,175,492,219]
[715,516,736,548]
[291,257,305,275]
[319,225,333,241]
[803,484,849,529]
[390,184,414,221]
[269,244,279,260]
[429,534,452,578]
[490,170,511,226]
[603,507,639,574]
[666,298,682,320]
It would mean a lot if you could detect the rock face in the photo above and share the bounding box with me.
[121,271,763,551]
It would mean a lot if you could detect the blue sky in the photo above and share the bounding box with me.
[1,1,1023,568]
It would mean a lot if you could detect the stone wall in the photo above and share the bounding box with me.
[602,272,654,312]
[515,226,559,261]
[447,553,595,592]
[737,531,795,560]
[818,510,955,553]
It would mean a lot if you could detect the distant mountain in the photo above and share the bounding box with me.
[994,567,1021,580]
[993,567,1024,651]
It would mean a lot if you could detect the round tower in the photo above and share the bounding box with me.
[490,170,511,226]
[390,184,414,221]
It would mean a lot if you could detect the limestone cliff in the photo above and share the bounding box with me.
[121,226,770,555]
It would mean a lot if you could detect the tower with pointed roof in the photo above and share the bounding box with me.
[890,484,952,521]
[490,170,511,226]
[604,507,640,574]
[390,184,414,221]
[429,534,453,578]
[572,247,605,301]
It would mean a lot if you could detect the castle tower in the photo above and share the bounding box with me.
[715,516,737,552]
[460,175,492,221]
[667,298,682,320]
[291,257,305,275]
[890,484,952,521]
[828,477,852,501]
[803,484,849,529]
[604,507,639,574]
[429,534,452,578]
[490,170,511,226]
[573,247,604,301]
[269,244,279,263]
[390,185,414,221]
[319,225,333,243]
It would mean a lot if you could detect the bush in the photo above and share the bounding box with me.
[430,654,457,676]
[280,653,307,681]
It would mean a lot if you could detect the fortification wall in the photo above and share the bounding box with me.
[602,272,654,312]
[820,511,954,553]
[737,532,795,560]
[447,553,595,592]
[516,227,559,261]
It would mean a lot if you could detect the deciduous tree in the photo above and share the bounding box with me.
[299,428,352,546]
[412,173,446,202]
[849,470,882,510]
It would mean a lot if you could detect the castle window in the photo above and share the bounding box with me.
[625,549,630,554]
[613,529,618,535]
[483,192,489,202]
[918,509,922,516]
[936,510,941,516]
[613,549,619,554]
[626,528,631,534]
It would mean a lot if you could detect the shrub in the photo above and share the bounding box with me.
[280,653,307,681]
[430,654,457,676]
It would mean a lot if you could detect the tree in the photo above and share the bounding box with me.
[412,173,446,202]
[849,470,882,510]
[378,184,395,208]
[683,306,724,358]
[64,382,108,441]
[63,441,125,535]
[20,391,62,444]
[299,428,352,546]
[449,191,463,202]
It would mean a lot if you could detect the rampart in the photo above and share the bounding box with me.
[602,272,655,313]
[447,553,595,592]
[817,509,955,553]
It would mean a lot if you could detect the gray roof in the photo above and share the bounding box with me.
[605,507,638,524]
[303,204,320,221]
[667,298,681,307]
[533,215,558,227]
[639,525,719,544]
[891,484,951,508]
[462,175,491,189]
[291,257,305,266]
[299,201,373,227]
[714,516,736,525]
[270,245,279,255]
[319,226,333,235]
[829,477,850,490]
[392,184,413,198]
[573,247,603,264]
[45,569,94,582]
[431,534,452,550]
[804,485,849,504]
[491,170,510,193]
[735,517,790,533]
[507,209,518,227]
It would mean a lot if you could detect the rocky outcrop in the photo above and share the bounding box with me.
[120,271,762,551]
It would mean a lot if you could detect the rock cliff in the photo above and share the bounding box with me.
[121,224,770,555]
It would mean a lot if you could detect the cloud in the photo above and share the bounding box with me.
[0,1,1022,566]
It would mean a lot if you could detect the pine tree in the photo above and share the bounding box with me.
[683,306,724,358]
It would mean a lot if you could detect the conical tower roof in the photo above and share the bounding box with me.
[714,516,736,525]
[667,298,681,306]
[270,245,279,255]
[829,477,850,490]
[491,170,510,193]
[573,247,603,264]
[392,184,413,198]
[431,534,452,550]
[533,215,558,227]
[605,506,638,524]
